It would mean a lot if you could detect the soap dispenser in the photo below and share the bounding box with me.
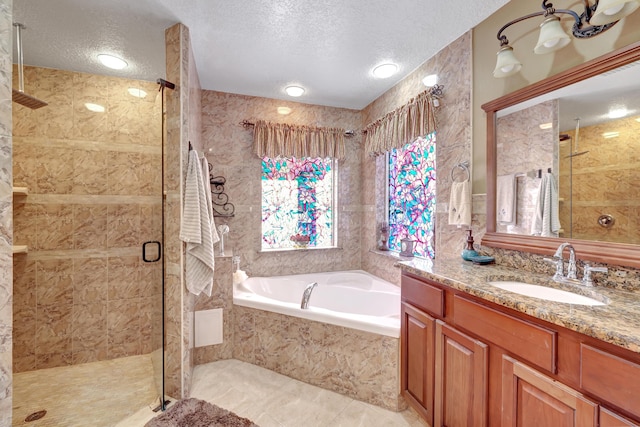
[461,229,479,261]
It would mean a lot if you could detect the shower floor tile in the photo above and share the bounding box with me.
[12,354,158,427]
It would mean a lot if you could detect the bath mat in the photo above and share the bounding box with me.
[145,398,259,427]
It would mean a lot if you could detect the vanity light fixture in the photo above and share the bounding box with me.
[277,106,292,115]
[539,122,553,130]
[85,102,105,113]
[372,63,398,79]
[285,85,305,97]
[493,0,640,78]
[127,87,147,98]
[97,54,128,70]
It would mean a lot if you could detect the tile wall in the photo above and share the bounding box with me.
[232,306,403,411]
[496,100,557,236]
[360,32,478,271]
[0,0,13,425]
[11,67,163,372]
[559,115,640,243]
[201,91,363,277]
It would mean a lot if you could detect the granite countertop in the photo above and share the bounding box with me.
[397,257,640,354]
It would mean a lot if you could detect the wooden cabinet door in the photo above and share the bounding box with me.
[501,355,597,427]
[434,320,488,427]
[401,302,435,425]
[600,407,640,427]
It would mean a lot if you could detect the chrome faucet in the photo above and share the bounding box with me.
[582,263,608,287]
[554,242,577,280]
[301,282,318,309]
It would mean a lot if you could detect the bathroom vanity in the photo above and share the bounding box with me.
[399,259,640,427]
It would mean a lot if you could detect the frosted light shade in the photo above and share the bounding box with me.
[590,0,640,25]
[493,45,522,78]
[534,16,571,54]
[285,86,305,97]
[97,54,127,70]
[372,63,398,78]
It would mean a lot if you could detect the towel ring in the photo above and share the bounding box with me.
[451,161,470,182]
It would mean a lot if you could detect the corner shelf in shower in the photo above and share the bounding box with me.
[12,186,28,196]
[12,245,28,254]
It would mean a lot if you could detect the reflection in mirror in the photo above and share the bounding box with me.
[495,60,640,245]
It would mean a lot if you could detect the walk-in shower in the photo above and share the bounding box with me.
[11,68,170,424]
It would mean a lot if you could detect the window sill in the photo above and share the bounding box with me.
[368,248,424,262]
[259,246,342,254]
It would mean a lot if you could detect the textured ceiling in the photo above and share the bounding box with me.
[13,0,510,109]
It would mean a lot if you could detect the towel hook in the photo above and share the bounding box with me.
[451,161,470,182]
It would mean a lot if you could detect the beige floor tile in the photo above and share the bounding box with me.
[12,354,159,427]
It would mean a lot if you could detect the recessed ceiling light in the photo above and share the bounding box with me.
[602,131,620,138]
[85,102,105,113]
[373,63,398,79]
[539,122,553,130]
[608,108,628,119]
[98,54,127,70]
[422,74,438,87]
[285,86,305,97]
[277,106,292,115]
[127,87,147,98]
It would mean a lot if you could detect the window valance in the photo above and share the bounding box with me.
[364,90,437,156]
[252,120,346,160]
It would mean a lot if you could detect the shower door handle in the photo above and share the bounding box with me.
[142,241,162,263]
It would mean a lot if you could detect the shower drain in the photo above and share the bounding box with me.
[25,410,47,422]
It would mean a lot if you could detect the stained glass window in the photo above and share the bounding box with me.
[388,133,436,258]
[261,157,336,250]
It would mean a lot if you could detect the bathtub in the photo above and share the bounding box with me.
[233,270,400,338]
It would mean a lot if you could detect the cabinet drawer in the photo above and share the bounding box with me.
[581,344,640,420]
[401,275,444,317]
[453,295,557,373]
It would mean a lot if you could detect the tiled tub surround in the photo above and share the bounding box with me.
[399,257,640,354]
[232,305,404,412]
[231,270,402,410]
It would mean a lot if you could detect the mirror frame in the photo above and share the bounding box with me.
[481,40,640,269]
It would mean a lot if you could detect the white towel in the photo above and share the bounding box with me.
[531,172,561,237]
[180,150,215,296]
[496,174,517,224]
[448,181,471,227]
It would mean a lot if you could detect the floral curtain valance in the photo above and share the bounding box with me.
[252,120,346,160]
[364,90,437,156]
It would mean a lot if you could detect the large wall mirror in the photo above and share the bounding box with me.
[482,41,640,269]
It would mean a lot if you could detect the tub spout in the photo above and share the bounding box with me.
[301,282,318,309]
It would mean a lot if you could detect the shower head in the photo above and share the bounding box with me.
[12,90,47,109]
[12,23,47,110]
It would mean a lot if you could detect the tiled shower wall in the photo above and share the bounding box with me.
[0,0,13,424]
[559,115,640,243]
[11,67,163,372]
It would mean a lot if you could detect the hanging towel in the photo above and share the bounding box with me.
[448,181,471,227]
[531,172,561,237]
[180,149,215,296]
[496,174,517,224]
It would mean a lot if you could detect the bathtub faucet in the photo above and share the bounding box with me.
[301,282,318,309]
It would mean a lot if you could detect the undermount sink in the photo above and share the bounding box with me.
[487,281,607,306]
